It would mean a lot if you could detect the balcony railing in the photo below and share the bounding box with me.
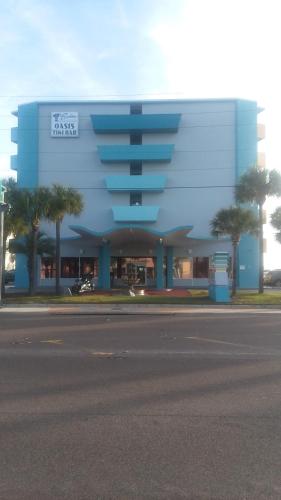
[98,144,174,163]
[257,123,265,141]
[257,151,265,169]
[91,113,181,134]
[112,205,159,222]
[10,155,18,171]
[105,175,166,192]
[11,127,18,144]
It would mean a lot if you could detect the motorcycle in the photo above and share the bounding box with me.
[70,274,95,294]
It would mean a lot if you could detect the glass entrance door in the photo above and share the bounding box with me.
[111,257,155,287]
[136,265,146,285]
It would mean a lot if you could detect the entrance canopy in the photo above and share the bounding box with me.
[69,224,193,247]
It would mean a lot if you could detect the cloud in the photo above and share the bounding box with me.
[115,0,129,29]
[8,0,116,97]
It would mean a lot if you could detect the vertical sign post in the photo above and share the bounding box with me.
[0,182,8,306]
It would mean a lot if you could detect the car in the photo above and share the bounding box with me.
[4,269,15,284]
[264,269,281,287]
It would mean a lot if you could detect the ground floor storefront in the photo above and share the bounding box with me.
[40,253,211,289]
[15,226,255,290]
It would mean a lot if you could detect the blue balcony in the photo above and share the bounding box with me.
[98,145,174,163]
[105,175,166,192]
[11,127,18,143]
[91,114,181,133]
[10,155,18,171]
[112,206,159,222]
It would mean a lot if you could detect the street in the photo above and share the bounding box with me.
[1,309,281,499]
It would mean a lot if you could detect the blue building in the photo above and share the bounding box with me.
[11,98,264,289]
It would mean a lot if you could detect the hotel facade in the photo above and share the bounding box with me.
[11,98,264,290]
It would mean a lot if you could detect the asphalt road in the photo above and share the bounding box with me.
[1,309,281,499]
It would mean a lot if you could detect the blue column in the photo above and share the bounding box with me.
[98,243,111,289]
[15,253,29,288]
[15,103,39,289]
[166,246,174,289]
[235,100,259,289]
[156,241,164,289]
[98,246,103,288]
[103,243,111,289]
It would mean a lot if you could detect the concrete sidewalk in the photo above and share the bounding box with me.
[2,303,281,315]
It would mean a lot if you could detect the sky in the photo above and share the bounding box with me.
[0,0,281,268]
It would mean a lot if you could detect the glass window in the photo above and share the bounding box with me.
[130,192,142,206]
[130,103,142,114]
[173,258,192,279]
[41,258,56,279]
[80,257,98,277]
[193,257,209,278]
[130,134,142,145]
[61,257,79,278]
[130,162,142,175]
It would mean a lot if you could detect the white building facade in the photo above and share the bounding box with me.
[11,98,264,289]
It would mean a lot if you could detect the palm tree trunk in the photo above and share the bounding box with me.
[30,226,38,295]
[1,235,6,299]
[232,241,238,297]
[55,220,61,295]
[259,204,264,294]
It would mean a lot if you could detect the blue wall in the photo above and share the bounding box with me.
[235,100,259,288]
[15,103,39,288]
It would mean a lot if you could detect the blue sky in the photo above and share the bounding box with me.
[1,0,281,267]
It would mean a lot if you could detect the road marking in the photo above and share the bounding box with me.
[184,336,250,348]
[40,339,64,345]
[90,351,114,358]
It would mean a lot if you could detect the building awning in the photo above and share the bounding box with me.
[69,225,194,247]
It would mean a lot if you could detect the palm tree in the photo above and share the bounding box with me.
[13,187,52,294]
[236,166,281,293]
[9,231,55,290]
[1,178,28,296]
[210,206,259,296]
[48,185,84,294]
[271,207,281,244]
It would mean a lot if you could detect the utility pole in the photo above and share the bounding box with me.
[0,181,9,306]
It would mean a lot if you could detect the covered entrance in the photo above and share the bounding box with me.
[111,257,155,287]
[69,224,193,289]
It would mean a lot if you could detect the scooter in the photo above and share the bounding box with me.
[70,275,95,294]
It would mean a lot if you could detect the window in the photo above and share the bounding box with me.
[130,161,142,175]
[42,257,98,279]
[130,134,142,145]
[130,192,142,206]
[61,257,79,278]
[130,103,142,114]
[80,257,98,277]
[193,257,209,278]
[173,258,192,279]
[41,258,56,279]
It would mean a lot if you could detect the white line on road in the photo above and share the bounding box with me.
[184,336,252,348]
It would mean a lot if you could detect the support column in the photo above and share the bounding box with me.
[98,242,111,289]
[156,241,164,289]
[166,246,174,289]
[98,246,103,288]
[15,253,29,288]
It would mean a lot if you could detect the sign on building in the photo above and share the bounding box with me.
[51,112,79,137]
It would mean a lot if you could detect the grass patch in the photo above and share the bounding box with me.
[233,291,281,306]
[4,289,281,306]
[4,289,210,305]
